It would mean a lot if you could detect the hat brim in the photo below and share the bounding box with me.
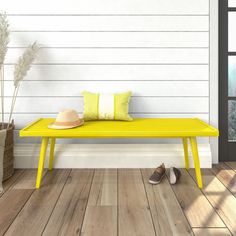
[48,120,84,130]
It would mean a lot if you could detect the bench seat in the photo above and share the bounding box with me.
[20,118,218,138]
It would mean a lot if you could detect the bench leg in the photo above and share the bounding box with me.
[48,138,56,171]
[182,138,189,170]
[189,137,203,189]
[36,137,49,189]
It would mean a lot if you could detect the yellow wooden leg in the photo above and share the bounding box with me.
[48,138,56,171]
[182,138,189,170]
[36,137,48,189]
[190,137,203,189]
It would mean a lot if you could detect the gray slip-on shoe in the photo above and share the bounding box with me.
[149,163,166,185]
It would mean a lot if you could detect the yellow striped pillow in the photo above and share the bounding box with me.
[82,91,133,121]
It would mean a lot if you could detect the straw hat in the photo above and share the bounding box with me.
[48,109,84,129]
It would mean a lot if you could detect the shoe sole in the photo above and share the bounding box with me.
[170,167,177,185]
[148,173,165,185]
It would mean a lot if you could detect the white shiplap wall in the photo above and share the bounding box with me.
[1,1,215,150]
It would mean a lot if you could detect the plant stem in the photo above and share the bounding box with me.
[0,66,4,129]
[8,87,17,126]
[7,85,19,129]
[0,67,2,128]
[2,66,4,129]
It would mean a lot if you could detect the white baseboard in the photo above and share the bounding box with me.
[14,143,212,168]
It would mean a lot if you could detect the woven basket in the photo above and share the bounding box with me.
[1,122,14,181]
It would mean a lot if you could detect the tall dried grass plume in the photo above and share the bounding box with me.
[8,42,40,127]
[0,13,9,67]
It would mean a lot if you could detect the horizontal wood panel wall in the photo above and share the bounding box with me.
[2,0,210,144]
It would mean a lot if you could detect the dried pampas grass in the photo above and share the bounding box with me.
[14,42,40,88]
[0,12,10,128]
[7,42,40,127]
[0,13,9,66]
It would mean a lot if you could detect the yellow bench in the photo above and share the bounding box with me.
[20,118,219,189]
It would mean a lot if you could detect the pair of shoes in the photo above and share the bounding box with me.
[148,163,181,185]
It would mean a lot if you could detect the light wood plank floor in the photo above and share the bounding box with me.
[0,163,236,236]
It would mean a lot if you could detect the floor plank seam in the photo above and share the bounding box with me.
[224,162,236,174]
[79,169,96,236]
[0,170,25,198]
[166,171,195,235]
[3,169,50,235]
[209,167,236,199]
[41,169,72,235]
[192,227,230,229]
[140,169,157,236]
[186,170,233,235]
[3,189,36,235]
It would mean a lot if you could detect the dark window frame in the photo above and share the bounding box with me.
[219,0,236,161]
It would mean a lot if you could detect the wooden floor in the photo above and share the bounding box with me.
[0,163,236,236]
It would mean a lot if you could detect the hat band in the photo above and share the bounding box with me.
[53,120,81,126]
